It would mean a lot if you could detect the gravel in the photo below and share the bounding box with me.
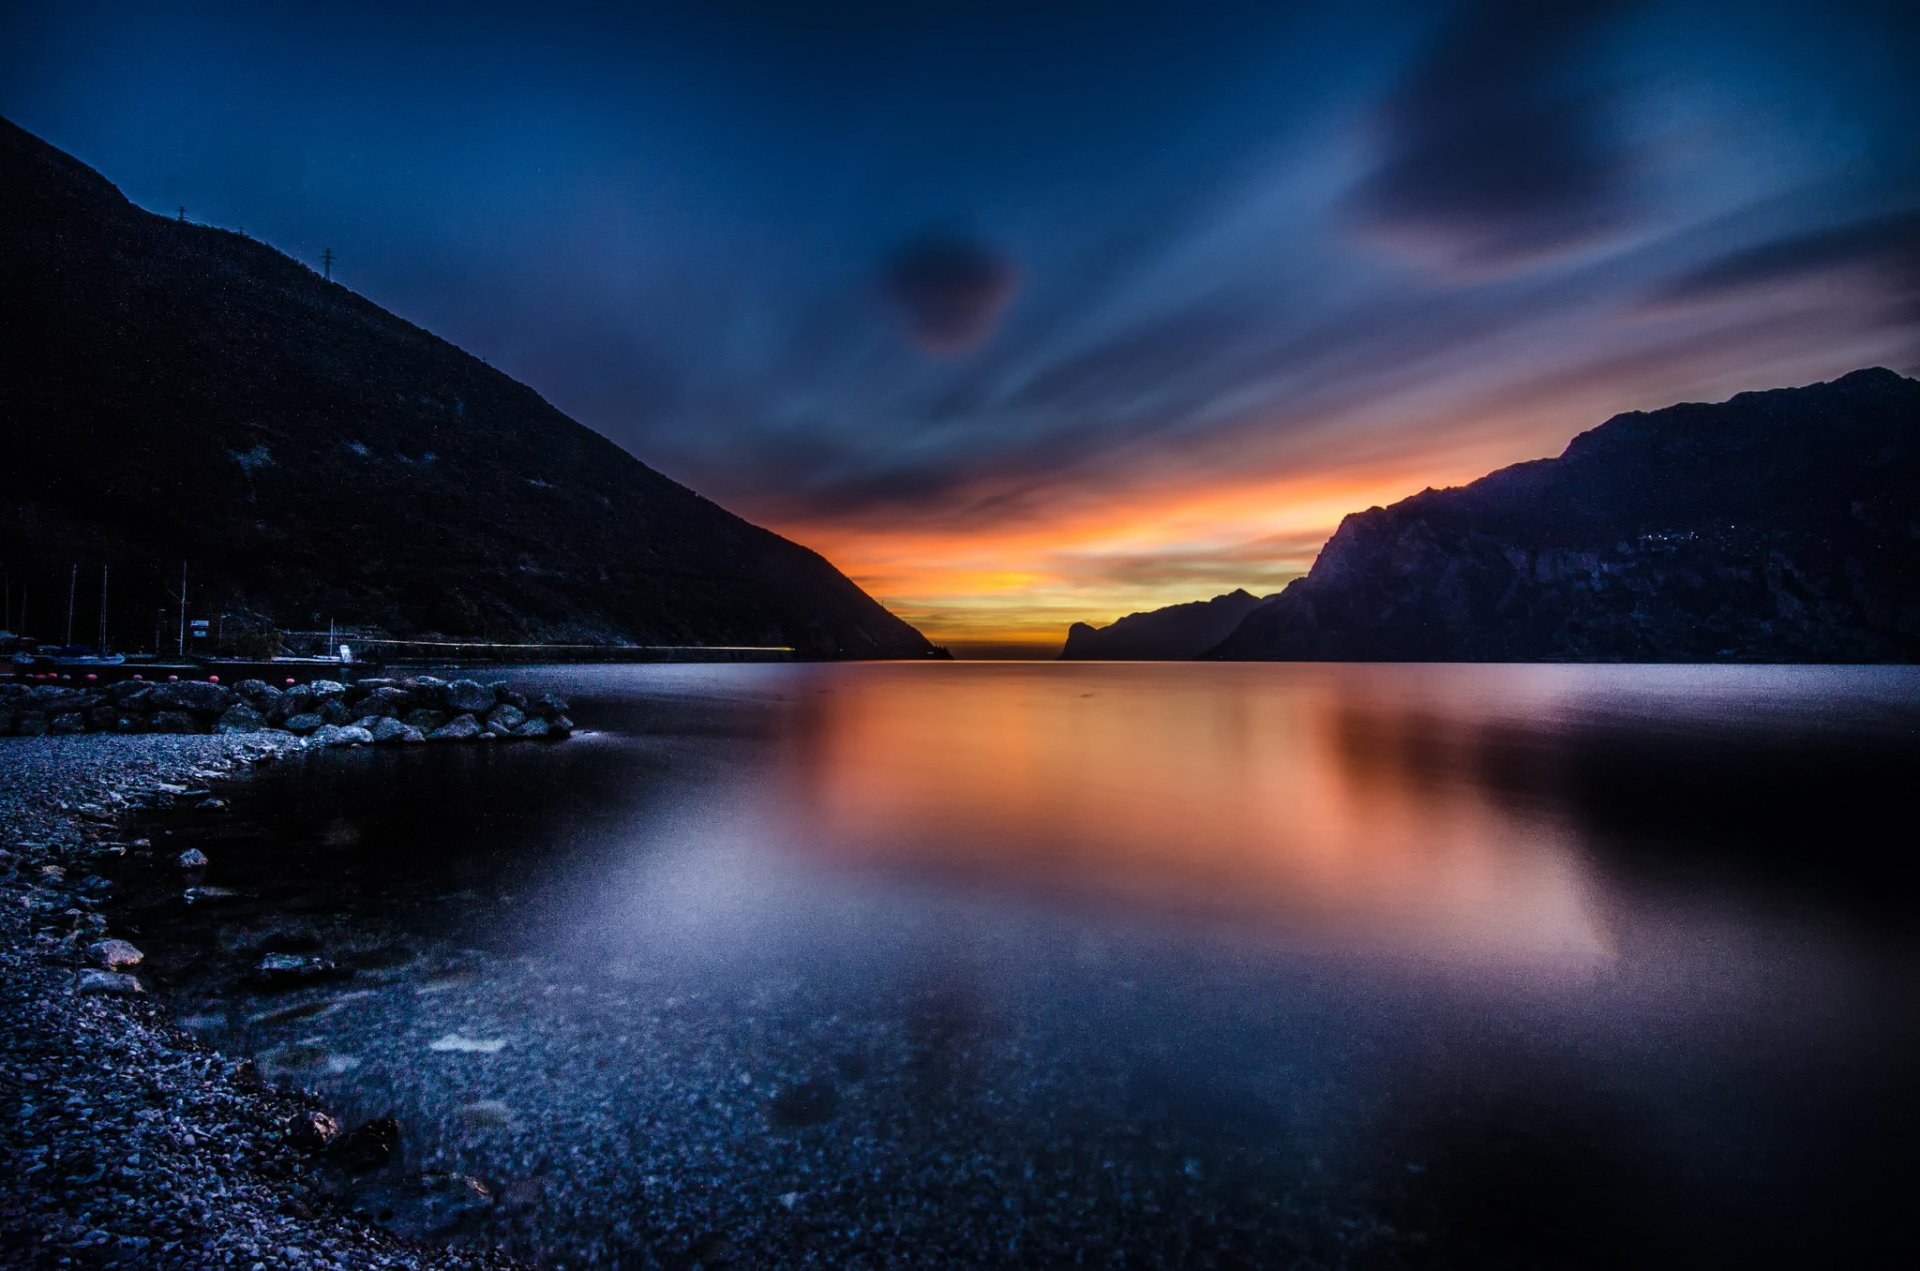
[0,734,519,1269]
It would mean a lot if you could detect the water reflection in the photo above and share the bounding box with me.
[774,664,1611,974]
[123,662,1920,1265]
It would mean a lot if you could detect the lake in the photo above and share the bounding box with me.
[118,662,1920,1266]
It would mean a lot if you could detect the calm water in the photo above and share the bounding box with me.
[123,663,1920,1266]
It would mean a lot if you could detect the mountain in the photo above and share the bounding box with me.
[1209,369,1920,662]
[0,117,934,658]
[1059,589,1272,659]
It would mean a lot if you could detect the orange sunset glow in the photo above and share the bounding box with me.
[761,346,1907,657]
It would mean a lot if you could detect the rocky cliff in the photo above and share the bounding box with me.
[0,117,934,658]
[1058,589,1272,659]
[1208,369,1920,661]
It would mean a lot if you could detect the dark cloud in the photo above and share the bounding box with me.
[1649,209,1920,309]
[879,236,1020,355]
[1349,0,1637,274]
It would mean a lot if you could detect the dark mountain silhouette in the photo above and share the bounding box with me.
[1208,368,1920,661]
[0,117,934,658]
[1058,589,1272,660]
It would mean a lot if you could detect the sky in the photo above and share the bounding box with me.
[4,0,1917,655]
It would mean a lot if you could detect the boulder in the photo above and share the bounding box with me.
[549,715,575,737]
[215,703,268,734]
[512,718,551,739]
[319,699,354,725]
[445,679,495,713]
[148,680,235,714]
[369,717,425,745]
[488,682,528,710]
[235,678,275,700]
[270,684,316,722]
[12,714,49,737]
[88,705,117,729]
[486,704,527,732]
[428,714,482,741]
[50,712,86,735]
[308,724,375,748]
[308,679,350,700]
[286,1109,344,1151]
[177,848,211,868]
[282,712,324,735]
[89,938,145,969]
[402,708,447,730]
[150,711,199,734]
[78,970,146,996]
[532,693,571,719]
[354,686,413,718]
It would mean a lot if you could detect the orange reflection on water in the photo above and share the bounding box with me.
[773,664,1613,975]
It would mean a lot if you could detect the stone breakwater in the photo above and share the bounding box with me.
[0,676,574,748]
[0,734,518,1268]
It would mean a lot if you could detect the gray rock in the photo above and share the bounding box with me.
[78,969,146,996]
[150,711,199,734]
[401,708,447,730]
[308,724,375,748]
[353,686,413,718]
[308,679,350,700]
[369,717,424,745]
[12,713,49,736]
[148,680,236,714]
[177,848,210,868]
[512,717,551,739]
[89,938,145,969]
[428,713,482,741]
[486,703,527,731]
[550,714,575,737]
[50,712,86,735]
[533,692,571,718]
[318,699,353,725]
[445,679,495,713]
[214,703,267,734]
[282,712,324,734]
[269,684,315,722]
[286,1109,344,1151]
[235,678,275,699]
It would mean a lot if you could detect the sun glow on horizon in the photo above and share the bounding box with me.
[771,437,1535,657]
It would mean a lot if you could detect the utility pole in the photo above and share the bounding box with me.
[98,566,110,654]
[178,206,187,223]
[173,561,188,657]
[65,564,77,645]
[322,248,334,281]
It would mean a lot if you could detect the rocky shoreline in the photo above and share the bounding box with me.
[0,676,574,747]
[0,733,523,1269]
